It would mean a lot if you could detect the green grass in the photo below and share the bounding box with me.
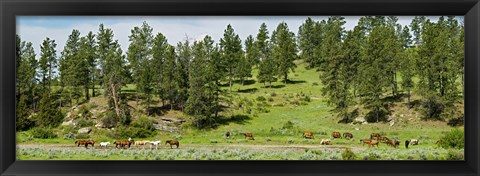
[17,60,464,160]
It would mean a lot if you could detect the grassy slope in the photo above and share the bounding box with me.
[18,60,462,149]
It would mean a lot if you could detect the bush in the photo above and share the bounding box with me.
[446,150,464,160]
[75,133,90,139]
[131,116,155,131]
[439,128,464,149]
[342,148,356,160]
[282,121,295,129]
[77,105,93,119]
[256,96,266,102]
[270,92,277,97]
[30,127,57,139]
[77,118,95,127]
[268,97,274,102]
[100,111,118,128]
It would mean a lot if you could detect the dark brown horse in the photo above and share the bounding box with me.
[377,136,390,143]
[343,132,353,139]
[114,140,134,149]
[331,131,341,138]
[243,133,255,140]
[165,140,179,149]
[360,139,372,146]
[75,140,88,148]
[370,133,381,139]
[387,139,400,148]
[303,131,315,139]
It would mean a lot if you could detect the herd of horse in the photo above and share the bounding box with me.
[74,138,180,149]
[226,131,420,149]
[75,131,421,150]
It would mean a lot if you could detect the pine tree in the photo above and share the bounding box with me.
[39,37,57,94]
[298,17,321,68]
[127,21,154,107]
[236,35,255,86]
[255,23,269,63]
[271,22,298,84]
[36,92,64,128]
[174,38,192,111]
[80,31,97,99]
[219,24,243,93]
[162,45,177,110]
[152,32,169,107]
[97,24,129,120]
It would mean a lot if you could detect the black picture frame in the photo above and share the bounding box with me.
[1,0,479,176]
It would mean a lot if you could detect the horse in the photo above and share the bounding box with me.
[99,142,110,148]
[360,139,372,146]
[370,133,381,139]
[149,140,161,150]
[303,131,315,139]
[368,140,379,147]
[405,140,410,148]
[331,131,341,138]
[225,131,231,139]
[343,132,353,139]
[320,138,331,145]
[134,140,151,149]
[114,140,134,149]
[165,140,179,149]
[75,140,88,148]
[377,136,390,143]
[243,133,255,140]
[410,139,419,145]
[86,140,96,147]
[387,139,400,148]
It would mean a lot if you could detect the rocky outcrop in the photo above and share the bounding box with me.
[78,127,92,134]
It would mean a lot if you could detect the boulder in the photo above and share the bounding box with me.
[78,127,92,134]
[354,116,366,124]
[61,119,78,127]
[389,120,395,127]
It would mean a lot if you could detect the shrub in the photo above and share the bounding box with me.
[342,148,356,160]
[109,126,156,139]
[312,82,319,86]
[446,150,464,160]
[268,97,274,102]
[270,92,277,97]
[30,127,57,139]
[77,105,93,119]
[439,128,464,149]
[75,133,90,139]
[100,111,118,128]
[256,96,266,102]
[131,116,155,131]
[77,118,95,127]
[282,121,295,129]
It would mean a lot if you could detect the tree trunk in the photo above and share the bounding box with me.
[407,89,411,110]
[229,68,233,93]
[284,73,288,84]
[85,83,90,101]
[92,75,96,97]
[111,83,121,117]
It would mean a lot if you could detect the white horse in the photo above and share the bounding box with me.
[149,140,162,150]
[99,142,110,148]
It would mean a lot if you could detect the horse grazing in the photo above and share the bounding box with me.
[243,133,255,140]
[405,140,410,149]
[343,132,353,139]
[370,133,381,139]
[165,140,179,149]
[86,140,96,147]
[303,131,315,139]
[410,139,419,145]
[368,140,379,147]
[320,139,331,145]
[387,139,400,148]
[149,140,161,150]
[360,139,372,146]
[377,136,390,143]
[99,142,110,148]
[135,140,151,149]
[225,131,231,139]
[331,131,341,138]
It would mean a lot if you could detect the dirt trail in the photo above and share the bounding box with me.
[17,143,367,152]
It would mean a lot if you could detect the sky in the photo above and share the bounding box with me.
[16,16,461,59]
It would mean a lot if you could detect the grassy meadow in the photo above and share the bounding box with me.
[16,60,464,160]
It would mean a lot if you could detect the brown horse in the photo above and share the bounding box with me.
[343,132,353,139]
[377,136,390,143]
[243,133,255,140]
[165,140,179,149]
[114,140,134,149]
[331,131,341,138]
[387,139,400,148]
[368,140,379,147]
[360,139,372,146]
[370,133,381,139]
[303,131,315,139]
[86,140,96,147]
[75,140,88,148]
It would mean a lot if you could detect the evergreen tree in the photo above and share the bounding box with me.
[127,21,154,107]
[174,38,192,111]
[39,37,57,94]
[162,45,177,110]
[80,31,98,99]
[271,22,298,84]
[152,32,169,106]
[236,35,255,85]
[97,24,129,120]
[219,24,243,93]
[298,17,321,68]
[36,92,64,128]
[255,23,269,63]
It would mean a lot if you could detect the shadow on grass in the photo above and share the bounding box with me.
[261,84,285,89]
[146,106,168,116]
[216,114,252,126]
[237,88,258,93]
[233,79,256,86]
[286,80,307,84]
